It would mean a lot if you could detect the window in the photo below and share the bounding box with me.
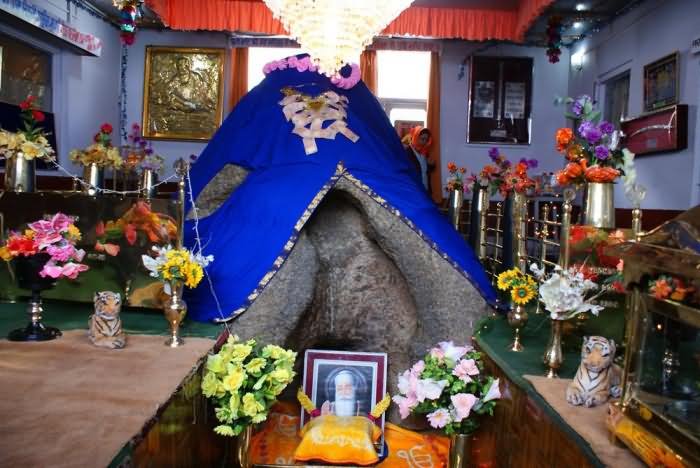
[0,32,52,110]
[247,47,300,91]
[604,71,630,129]
[377,50,430,128]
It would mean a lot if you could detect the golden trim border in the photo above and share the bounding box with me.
[214,165,495,323]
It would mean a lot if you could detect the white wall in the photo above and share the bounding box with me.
[439,42,570,198]
[123,29,230,176]
[1,0,121,176]
[568,0,700,210]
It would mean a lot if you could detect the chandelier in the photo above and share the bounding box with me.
[263,0,414,76]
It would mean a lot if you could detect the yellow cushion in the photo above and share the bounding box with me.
[294,415,381,466]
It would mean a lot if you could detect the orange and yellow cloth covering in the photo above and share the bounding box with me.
[249,402,450,467]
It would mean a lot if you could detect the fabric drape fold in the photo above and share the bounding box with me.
[360,50,378,95]
[145,0,555,42]
[229,47,249,110]
[427,51,442,204]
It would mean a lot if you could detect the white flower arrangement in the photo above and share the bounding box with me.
[530,263,605,320]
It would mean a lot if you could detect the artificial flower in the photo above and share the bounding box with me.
[482,379,501,403]
[427,408,451,429]
[556,128,574,151]
[452,359,480,383]
[451,393,477,422]
[584,165,620,183]
[394,342,499,436]
[511,284,535,305]
[650,279,672,300]
[532,263,605,320]
[222,367,246,392]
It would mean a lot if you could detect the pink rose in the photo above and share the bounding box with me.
[47,244,75,262]
[452,359,480,383]
[392,394,417,419]
[430,347,445,359]
[451,393,477,422]
[40,261,64,279]
[410,360,425,376]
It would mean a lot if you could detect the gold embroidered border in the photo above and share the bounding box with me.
[214,164,494,323]
[214,162,346,323]
[341,172,496,304]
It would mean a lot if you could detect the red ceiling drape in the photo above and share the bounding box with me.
[145,0,554,42]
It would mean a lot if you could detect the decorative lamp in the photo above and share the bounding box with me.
[262,0,414,76]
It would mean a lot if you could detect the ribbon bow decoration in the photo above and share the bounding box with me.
[279,89,360,155]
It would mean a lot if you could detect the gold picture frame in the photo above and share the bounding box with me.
[142,46,225,141]
[643,51,679,113]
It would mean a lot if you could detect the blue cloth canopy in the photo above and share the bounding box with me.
[184,59,497,322]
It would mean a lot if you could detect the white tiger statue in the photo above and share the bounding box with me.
[566,336,622,407]
[88,291,126,349]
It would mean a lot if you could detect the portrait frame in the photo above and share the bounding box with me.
[141,46,225,141]
[643,52,679,113]
[301,349,388,455]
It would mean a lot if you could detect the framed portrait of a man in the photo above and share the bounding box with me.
[643,52,679,113]
[301,350,388,454]
[142,46,225,140]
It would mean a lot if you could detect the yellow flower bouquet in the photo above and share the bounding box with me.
[201,335,297,436]
[69,123,123,168]
[497,267,537,305]
[141,245,213,289]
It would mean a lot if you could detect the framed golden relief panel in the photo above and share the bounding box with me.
[142,46,225,140]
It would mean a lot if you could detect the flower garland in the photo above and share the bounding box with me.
[546,16,563,64]
[264,56,361,89]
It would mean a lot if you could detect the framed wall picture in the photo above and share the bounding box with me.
[643,52,679,113]
[142,46,225,140]
[467,56,533,145]
[301,350,388,455]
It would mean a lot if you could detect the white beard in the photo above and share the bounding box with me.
[333,397,357,417]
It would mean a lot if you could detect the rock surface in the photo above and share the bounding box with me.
[196,167,490,420]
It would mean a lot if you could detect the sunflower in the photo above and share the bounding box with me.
[511,284,535,305]
[497,269,518,291]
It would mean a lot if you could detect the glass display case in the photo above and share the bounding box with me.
[607,207,700,467]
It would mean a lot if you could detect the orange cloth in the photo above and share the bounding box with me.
[360,50,378,95]
[294,415,382,466]
[229,47,248,111]
[249,402,450,467]
[427,51,442,203]
[145,0,555,42]
[408,126,433,156]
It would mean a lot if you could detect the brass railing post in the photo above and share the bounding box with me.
[513,192,527,271]
[631,207,643,241]
[478,189,489,261]
[174,158,189,250]
[558,188,575,269]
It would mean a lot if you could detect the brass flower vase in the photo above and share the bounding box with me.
[236,425,252,468]
[140,168,158,199]
[583,182,615,228]
[543,320,564,378]
[4,152,36,192]
[83,162,104,196]
[163,281,187,347]
[507,304,528,352]
[448,433,472,468]
[447,189,464,231]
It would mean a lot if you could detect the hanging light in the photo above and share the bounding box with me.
[263,0,414,76]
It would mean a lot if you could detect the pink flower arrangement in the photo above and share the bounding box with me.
[393,341,500,435]
[0,213,89,280]
[263,55,361,89]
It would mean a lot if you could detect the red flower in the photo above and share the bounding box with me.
[19,100,30,110]
[6,235,38,257]
[447,162,457,173]
[124,224,137,246]
[95,221,105,237]
[100,123,113,134]
[32,110,45,122]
